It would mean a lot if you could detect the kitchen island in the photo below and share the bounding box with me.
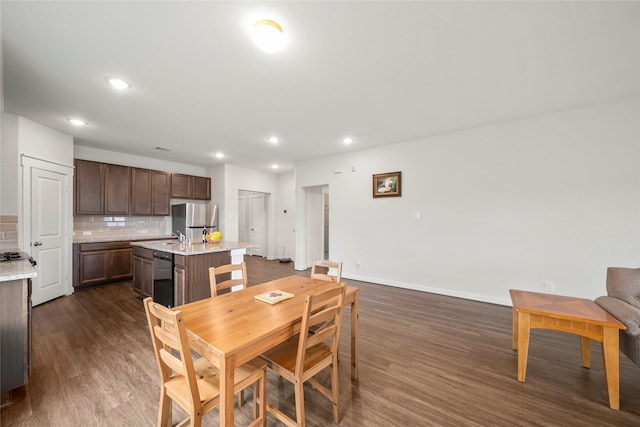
[1,252,37,394]
[129,240,252,306]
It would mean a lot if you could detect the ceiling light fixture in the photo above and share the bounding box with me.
[68,118,87,126]
[268,136,279,144]
[343,137,353,145]
[252,19,284,53]
[271,164,279,169]
[215,152,224,159]
[106,77,131,90]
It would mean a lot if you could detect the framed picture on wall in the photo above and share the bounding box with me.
[373,171,402,198]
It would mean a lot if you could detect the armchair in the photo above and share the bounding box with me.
[595,267,640,366]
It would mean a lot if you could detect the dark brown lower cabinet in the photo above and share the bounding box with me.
[132,247,153,297]
[73,242,133,288]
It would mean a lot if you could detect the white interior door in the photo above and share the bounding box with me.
[24,158,72,306]
[249,193,265,256]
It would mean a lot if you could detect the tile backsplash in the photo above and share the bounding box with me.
[74,216,168,239]
[0,214,19,250]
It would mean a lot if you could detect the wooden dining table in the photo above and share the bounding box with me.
[174,275,360,426]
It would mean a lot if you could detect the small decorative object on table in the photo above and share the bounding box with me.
[254,290,295,304]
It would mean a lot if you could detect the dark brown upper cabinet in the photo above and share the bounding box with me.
[152,170,171,214]
[131,168,170,216]
[192,176,211,200]
[104,164,130,215]
[170,173,192,199]
[74,159,104,215]
[171,174,211,200]
[75,160,209,216]
[75,160,130,215]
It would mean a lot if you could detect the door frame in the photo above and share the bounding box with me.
[301,184,328,270]
[20,154,74,299]
[238,190,269,257]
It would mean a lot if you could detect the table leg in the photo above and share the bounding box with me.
[351,292,359,381]
[512,307,518,351]
[517,311,530,382]
[219,357,235,426]
[580,336,591,368]
[602,327,620,410]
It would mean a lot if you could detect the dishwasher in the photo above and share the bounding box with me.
[152,251,174,308]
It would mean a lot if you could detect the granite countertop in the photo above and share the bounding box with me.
[0,258,37,282]
[130,240,253,255]
[73,234,176,244]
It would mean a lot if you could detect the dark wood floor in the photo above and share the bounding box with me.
[2,256,640,426]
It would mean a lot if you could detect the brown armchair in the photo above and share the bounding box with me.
[595,267,640,366]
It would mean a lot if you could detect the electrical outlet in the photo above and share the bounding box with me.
[544,281,555,293]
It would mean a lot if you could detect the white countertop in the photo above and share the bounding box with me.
[130,240,253,255]
[0,259,37,282]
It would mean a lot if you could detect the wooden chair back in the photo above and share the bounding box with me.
[209,262,248,297]
[297,284,346,377]
[310,259,343,284]
[143,297,200,410]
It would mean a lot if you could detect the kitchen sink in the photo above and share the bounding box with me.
[150,241,176,245]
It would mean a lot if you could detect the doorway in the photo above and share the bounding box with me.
[238,190,268,257]
[303,185,329,268]
[21,155,73,306]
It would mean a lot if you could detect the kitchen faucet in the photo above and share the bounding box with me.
[173,230,186,242]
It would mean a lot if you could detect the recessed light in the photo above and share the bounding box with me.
[343,137,353,145]
[106,77,131,90]
[252,19,285,53]
[215,152,224,159]
[268,136,279,144]
[271,164,279,169]
[68,118,87,126]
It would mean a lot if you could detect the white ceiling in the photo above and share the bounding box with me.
[2,1,639,173]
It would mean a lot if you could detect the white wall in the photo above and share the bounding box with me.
[275,171,295,260]
[214,164,280,258]
[1,114,74,215]
[295,99,640,305]
[1,114,19,214]
[209,163,226,232]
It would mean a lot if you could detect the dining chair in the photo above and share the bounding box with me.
[310,259,343,283]
[261,284,346,427]
[143,297,266,427]
[208,261,252,406]
[209,262,248,297]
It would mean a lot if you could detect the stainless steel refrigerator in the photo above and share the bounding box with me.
[171,203,218,241]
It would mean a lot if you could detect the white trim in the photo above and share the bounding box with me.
[21,153,74,170]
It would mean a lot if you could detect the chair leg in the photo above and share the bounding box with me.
[190,412,202,427]
[331,359,340,423]
[158,390,172,427]
[258,371,267,426]
[294,380,306,427]
[252,380,259,421]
